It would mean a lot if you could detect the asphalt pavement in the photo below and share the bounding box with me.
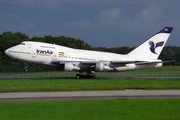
[0,90,180,102]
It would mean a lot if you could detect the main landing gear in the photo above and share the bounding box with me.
[24,63,28,72]
[76,71,96,79]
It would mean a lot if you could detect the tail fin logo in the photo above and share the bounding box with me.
[149,41,164,54]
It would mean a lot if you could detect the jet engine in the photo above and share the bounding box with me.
[64,63,81,71]
[95,63,113,72]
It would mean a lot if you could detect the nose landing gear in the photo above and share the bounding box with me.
[24,63,28,72]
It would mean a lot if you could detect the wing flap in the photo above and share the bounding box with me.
[134,60,174,65]
[135,61,162,65]
[111,61,136,64]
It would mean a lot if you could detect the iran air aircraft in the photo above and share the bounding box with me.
[5,27,173,78]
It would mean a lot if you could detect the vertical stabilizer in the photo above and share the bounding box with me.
[127,27,173,60]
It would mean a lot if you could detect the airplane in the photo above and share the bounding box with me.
[5,27,173,78]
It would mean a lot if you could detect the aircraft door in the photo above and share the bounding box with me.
[32,49,36,57]
[29,43,31,48]
[52,51,58,60]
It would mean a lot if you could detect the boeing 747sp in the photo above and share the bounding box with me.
[5,27,173,78]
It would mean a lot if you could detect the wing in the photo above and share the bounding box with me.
[51,60,174,72]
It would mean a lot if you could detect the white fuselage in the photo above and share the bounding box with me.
[6,41,132,64]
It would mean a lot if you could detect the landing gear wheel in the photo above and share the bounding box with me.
[80,75,84,78]
[24,68,28,72]
[76,74,80,79]
[85,75,91,78]
[92,75,96,78]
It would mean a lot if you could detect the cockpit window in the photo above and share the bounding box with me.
[20,43,25,45]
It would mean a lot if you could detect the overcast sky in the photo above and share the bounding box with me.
[0,0,179,47]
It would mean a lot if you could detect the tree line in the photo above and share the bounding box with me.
[0,31,178,72]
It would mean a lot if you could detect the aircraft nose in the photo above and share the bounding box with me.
[4,49,9,56]
[4,48,16,59]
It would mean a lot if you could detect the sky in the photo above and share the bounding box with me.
[0,0,179,47]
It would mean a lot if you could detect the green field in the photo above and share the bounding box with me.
[0,66,180,120]
[1,66,180,78]
[0,79,180,92]
[0,66,180,92]
[0,99,180,120]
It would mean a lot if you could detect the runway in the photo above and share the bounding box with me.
[0,90,180,102]
[1,77,180,80]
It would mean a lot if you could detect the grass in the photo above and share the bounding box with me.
[0,79,180,92]
[0,99,180,120]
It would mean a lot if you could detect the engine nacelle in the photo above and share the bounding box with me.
[95,63,113,72]
[64,63,80,71]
